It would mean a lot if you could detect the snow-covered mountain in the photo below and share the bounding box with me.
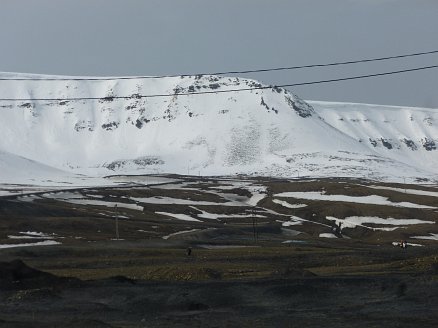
[0,150,66,184]
[0,72,437,183]
[310,101,438,173]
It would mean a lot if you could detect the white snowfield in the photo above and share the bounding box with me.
[0,72,438,185]
[310,101,438,177]
[326,216,434,231]
[365,185,438,197]
[275,192,435,209]
[0,150,71,184]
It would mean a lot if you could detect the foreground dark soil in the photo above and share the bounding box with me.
[0,240,437,328]
[0,176,437,327]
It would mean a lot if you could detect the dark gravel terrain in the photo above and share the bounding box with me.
[0,176,437,327]
[0,251,437,328]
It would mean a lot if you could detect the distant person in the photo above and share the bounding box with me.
[336,222,342,234]
[399,240,407,249]
[186,247,192,256]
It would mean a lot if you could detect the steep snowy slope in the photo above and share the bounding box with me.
[0,72,437,182]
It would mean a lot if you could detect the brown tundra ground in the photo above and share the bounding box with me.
[0,175,437,327]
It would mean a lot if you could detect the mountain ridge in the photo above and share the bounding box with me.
[0,72,437,183]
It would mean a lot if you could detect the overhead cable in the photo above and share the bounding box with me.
[1,50,438,81]
[0,64,437,102]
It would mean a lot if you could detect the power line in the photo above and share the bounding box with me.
[1,50,438,81]
[0,64,437,102]
[209,49,438,76]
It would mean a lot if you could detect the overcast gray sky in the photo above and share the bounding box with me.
[0,0,437,107]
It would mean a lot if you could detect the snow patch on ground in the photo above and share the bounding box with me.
[281,229,302,237]
[58,198,143,211]
[105,176,180,186]
[191,206,266,220]
[392,241,424,247]
[132,196,240,206]
[326,216,433,231]
[8,231,58,240]
[411,233,438,241]
[366,185,438,198]
[276,191,435,209]
[0,240,61,249]
[39,192,143,210]
[319,233,338,238]
[246,185,267,206]
[281,216,305,226]
[273,199,308,209]
[155,212,201,222]
[162,229,201,240]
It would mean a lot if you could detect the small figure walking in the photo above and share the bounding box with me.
[399,240,407,249]
[186,247,192,256]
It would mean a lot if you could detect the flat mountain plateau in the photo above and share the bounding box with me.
[0,175,437,327]
[1,73,438,182]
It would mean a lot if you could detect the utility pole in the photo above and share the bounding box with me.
[115,204,119,240]
[252,208,258,243]
[187,160,192,176]
[255,209,258,242]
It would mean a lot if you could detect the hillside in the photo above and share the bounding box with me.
[0,72,437,183]
[0,150,66,184]
[310,101,438,175]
